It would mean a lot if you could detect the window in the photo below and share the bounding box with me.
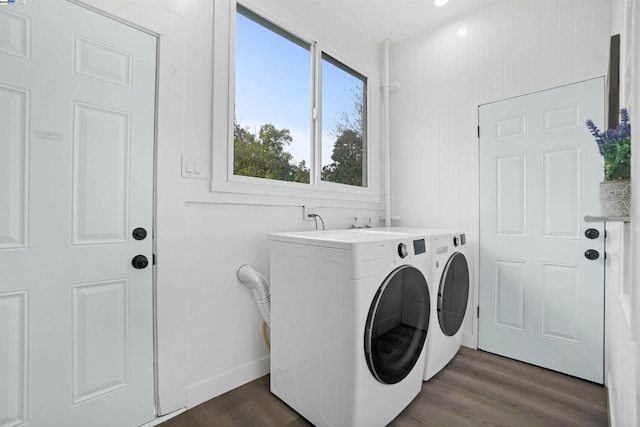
[320,53,367,187]
[234,4,367,188]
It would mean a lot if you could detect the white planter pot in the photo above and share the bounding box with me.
[599,180,632,217]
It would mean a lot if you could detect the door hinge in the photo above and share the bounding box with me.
[477,125,480,138]
[477,306,480,318]
[152,254,157,265]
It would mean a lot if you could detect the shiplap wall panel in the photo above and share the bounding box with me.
[490,6,505,99]
[529,4,545,90]
[558,2,575,83]
[543,2,560,87]
[390,0,610,345]
[515,2,530,95]
[573,5,592,81]
[608,1,639,426]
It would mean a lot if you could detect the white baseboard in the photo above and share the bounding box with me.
[462,332,477,349]
[186,356,270,408]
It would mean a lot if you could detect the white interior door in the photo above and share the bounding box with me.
[0,1,157,425]
[478,78,605,383]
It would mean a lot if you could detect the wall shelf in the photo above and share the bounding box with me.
[584,215,631,222]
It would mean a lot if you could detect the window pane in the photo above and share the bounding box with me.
[234,5,311,183]
[321,54,367,187]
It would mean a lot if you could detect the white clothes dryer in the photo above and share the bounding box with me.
[268,229,434,426]
[350,228,470,381]
[423,231,470,381]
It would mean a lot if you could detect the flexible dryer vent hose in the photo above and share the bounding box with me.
[237,265,271,327]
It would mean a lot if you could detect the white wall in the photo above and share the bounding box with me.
[633,0,640,422]
[605,222,638,426]
[607,1,640,425]
[79,0,384,415]
[389,0,611,347]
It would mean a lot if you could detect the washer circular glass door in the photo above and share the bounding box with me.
[437,252,470,337]
[364,265,430,385]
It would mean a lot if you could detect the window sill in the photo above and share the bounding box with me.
[210,175,382,205]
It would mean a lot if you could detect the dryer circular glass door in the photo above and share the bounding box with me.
[364,265,430,385]
[437,252,470,336]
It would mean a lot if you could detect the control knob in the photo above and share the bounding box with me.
[398,243,408,258]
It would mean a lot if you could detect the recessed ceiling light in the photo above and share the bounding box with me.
[434,0,448,6]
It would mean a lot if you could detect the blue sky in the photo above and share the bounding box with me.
[235,10,363,169]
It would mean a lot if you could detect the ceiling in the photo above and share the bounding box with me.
[311,0,490,43]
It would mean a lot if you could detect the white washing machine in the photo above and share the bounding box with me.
[351,228,470,381]
[268,229,434,426]
[422,231,470,381]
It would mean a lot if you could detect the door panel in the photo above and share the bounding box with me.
[71,279,130,405]
[540,263,580,342]
[0,1,156,425]
[72,103,130,244]
[0,85,28,249]
[494,259,526,331]
[74,35,133,87]
[495,154,527,237]
[479,78,605,383]
[542,148,580,238]
[0,9,30,59]
[0,291,28,426]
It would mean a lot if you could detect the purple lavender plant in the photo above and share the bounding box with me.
[586,108,631,181]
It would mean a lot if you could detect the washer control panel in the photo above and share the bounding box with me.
[392,237,428,263]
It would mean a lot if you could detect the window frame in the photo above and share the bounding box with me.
[210,0,382,205]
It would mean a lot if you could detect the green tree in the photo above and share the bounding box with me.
[234,122,309,183]
[321,129,363,186]
[322,88,365,186]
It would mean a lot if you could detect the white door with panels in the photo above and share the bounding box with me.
[478,78,605,383]
[0,1,156,425]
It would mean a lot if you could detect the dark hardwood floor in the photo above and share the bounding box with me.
[159,347,608,427]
